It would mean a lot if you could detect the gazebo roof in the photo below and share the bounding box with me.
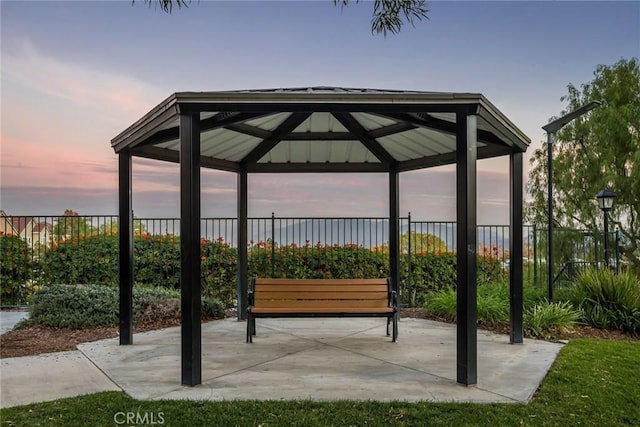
[111,86,530,173]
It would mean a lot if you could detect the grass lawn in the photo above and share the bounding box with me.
[1,339,638,426]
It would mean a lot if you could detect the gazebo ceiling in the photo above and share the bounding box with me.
[111,87,530,173]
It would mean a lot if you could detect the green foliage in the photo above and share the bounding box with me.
[0,233,33,304]
[42,235,119,286]
[249,242,388,280]
[524,301,581,338]
[401,252,456,306]
[569,268,640,334]
[202,297,226,319]
[23,283,225,328]
[424,282,578,337]
[201,239,238,306]
[26,284,119,328]
[527,57,640,268]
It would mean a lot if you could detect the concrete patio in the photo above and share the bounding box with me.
[1,317,563,407]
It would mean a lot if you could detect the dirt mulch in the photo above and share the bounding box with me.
[2,309,635,359]
[0,318,181,359]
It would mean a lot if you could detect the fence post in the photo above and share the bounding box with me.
[407,212,412,307]
[270,212,276,278]
[594,226,599,269]
[615,228,620,273]
[532,224,538,287]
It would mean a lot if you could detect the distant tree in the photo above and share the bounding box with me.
[139,0,429,35]
[527,58,640,269]
[402,231,448,254]
[52,210,95,241]
[97,219,147,236]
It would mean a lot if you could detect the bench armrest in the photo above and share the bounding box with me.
[389,290,398,309]
[248,290,255,307]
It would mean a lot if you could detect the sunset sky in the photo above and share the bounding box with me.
[1,1,638,223]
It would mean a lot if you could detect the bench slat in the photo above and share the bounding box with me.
[251,307,394,314]
[254,278,388,286]
[255,291,389,300]
[254,299,389,309]
[254,285,388,294]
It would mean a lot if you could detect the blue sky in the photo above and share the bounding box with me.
[1,1,639,222]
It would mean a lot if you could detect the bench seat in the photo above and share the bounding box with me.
[246,278,398,342]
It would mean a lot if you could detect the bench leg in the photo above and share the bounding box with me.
[246,314,253,343]
[251,318,256,336]
[386,317,391,336]
[392,312,398,343]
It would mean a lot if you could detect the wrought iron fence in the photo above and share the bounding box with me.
[2,214,620,303]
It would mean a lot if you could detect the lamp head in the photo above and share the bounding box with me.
[596,189,616,211]
[543,101,602,133]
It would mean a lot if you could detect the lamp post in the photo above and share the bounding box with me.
[596,189,616,268]
[542,101,601,301]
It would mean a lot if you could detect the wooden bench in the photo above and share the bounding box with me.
[246,278,398,343]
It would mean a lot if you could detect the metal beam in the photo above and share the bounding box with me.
[332,112,397,167]
[246,162,387,173]
[180,112,201,386]
[136,112,273,148]
[456,112,478,386]
[240,112,312,166]
[118,151,134,345]
[375,112,507,147]
[237,168,249,321]
[132,146,240,173]
[177,102,481,115]
[396,144,511,172]
[509,151,524,343]
[282,132,354,141]
[369,122,417,138]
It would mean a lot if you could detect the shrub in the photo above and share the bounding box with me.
[570,268,640,335]
[202,297,226,319]
[201,239,237,306]
[24,283,226,329]
[401,252,456,306]
[0,233,33,304]
[42,235,119,286]
[27,283,119,328]
[524,301,581,338]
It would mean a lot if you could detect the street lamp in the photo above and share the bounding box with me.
[542,101,601,301]
[596,189,616,267]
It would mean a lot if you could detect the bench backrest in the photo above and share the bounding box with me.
[251,278,391,311]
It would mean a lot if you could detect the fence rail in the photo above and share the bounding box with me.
[1,214,619,299]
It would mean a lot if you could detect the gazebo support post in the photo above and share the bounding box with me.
[388,170,401,303]
[456,112,478,386]
[118,151,134,345]
[180,112,202,386]
[237,168,249,321]
[509,151,524,343]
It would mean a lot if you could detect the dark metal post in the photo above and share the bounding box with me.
[271,212,276,277]
[237,169,248,320]
[180,112,201,386]
[532,224,538,287]
[456,112,477,386]
[603,210,610,268]
[509,151,524,344]
[547,132,554,302]
[389,170,400,300]
[407,212,412,307]
[118,151,133,345]
[615,229,620,272]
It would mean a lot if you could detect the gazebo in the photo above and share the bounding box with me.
[111,87,530,387]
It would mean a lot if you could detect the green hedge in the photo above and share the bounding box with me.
[37,235,506,308]
[0,234,33,304]
[24,284,225,329]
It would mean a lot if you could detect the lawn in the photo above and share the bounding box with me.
[1,339,638,426]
